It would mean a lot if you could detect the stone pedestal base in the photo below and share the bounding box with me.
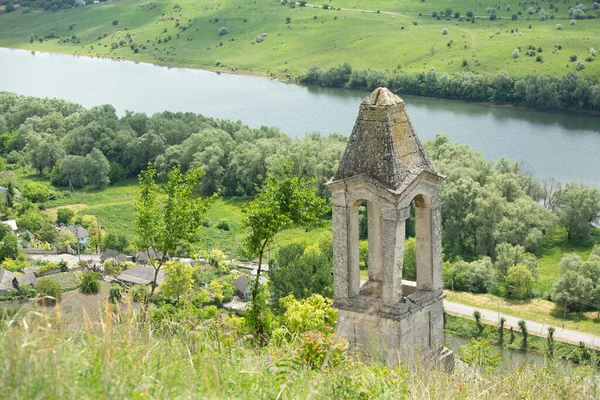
[335,290,453,370]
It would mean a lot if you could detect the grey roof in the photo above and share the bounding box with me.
[135,248,164,263]
[16,272,37,287]
[64,225,89,239]
[233,275,252,294]
[117,264,165,286]
[101,250,128,263]
[332,87,440,191]
[23,266,38,275]
[0,269,17,292]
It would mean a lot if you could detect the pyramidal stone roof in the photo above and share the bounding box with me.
[332,87,440,191]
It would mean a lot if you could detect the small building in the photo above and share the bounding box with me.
[100,249,129,263]
[0,269,17,295]
[117,264,165,286]
[2,220,18,234]
[232,274,252,301]
[63,225,89,246]
[134,248,164,265]
[0,268,37,295]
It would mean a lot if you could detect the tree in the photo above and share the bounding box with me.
[518,320,528,348]
[160,260,194,300]
[56,208,75,225]
[80,271,100,294]
[242,162,328,298]
[54,155,87,188]
[268,239,333,311]
[85,148,110,189]
[554,183,600,242]
[242,162,328,342]
[0,235,19,262]
[505,264,533,300]
[135,163,216,296]
[36,278,62,304]
[218,27,228,36]
[22,181,50,203]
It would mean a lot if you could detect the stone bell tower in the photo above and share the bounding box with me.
[327,87,453,369]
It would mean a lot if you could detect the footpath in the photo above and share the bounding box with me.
[444,299,600,349]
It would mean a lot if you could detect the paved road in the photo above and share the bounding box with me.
[444,299,600,349]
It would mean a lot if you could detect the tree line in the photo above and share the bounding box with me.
[299,63,600,111]
[0,92,346,197]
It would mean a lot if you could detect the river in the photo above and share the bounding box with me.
[2,47,599,187]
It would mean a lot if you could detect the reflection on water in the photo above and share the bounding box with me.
[2,47,600,187]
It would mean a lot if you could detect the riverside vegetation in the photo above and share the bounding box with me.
[0,92,599,324]
[1,0,600,110]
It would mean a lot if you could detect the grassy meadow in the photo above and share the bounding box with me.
[0,0,598,79]
[23,171,330,257]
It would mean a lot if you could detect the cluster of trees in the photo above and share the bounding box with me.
[0,93,346,197]
[299,63,600,111]
[552,246,600,311]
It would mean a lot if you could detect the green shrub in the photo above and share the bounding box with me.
[36,278,62,304]
[214,218,230,231]
[109,284,122,303]
[130,284,149,302]
[79,271,100,294]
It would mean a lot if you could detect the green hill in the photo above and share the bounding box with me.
[0,0,599,79]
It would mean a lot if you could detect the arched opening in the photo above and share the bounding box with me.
[414,194,434,291]
[349,199,384,299]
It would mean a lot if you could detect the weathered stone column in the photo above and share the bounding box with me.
[415,196,433,291]
[332,204,350,300]
[367,201,383,282]
[381,207,409,306]
[348,203,361,297]
[430,194,443,290]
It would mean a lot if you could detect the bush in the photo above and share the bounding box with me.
[570,55,578,62]
[505,264,533,300]
[112,20,119,26]
[79,271,100,294]
[109,284,122,303]
[512,49,520,58]
[286,17,291,23]
[556,24,563,30]
[489,14,497,21]
[214,218,230,231]
[4,3,15,13]
[56,208,74,225]
[130,284,149,302]
[22,181,50,203]
[591,48,597,57]
[441,27,449,35]
[36,278,62,303]
[576,60,585,70]
[218,27,228,36]
[571,19,576,25]
[214,60,221,66]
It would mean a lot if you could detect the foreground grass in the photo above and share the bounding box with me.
[446,290,600,338]
[0,307,596,399]
[0,0,599,80]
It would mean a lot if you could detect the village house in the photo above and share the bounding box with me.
[133,248,164,265]
[100,249,129,263]
[2,219,18,234]
[116,264,165,286]
[232,274,252,301]
[62,225,89,246]
[0,268,37,295]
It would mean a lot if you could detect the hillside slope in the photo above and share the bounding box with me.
[0,0,598,79]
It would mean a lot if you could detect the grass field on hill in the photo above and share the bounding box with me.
[0,0,598,79]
